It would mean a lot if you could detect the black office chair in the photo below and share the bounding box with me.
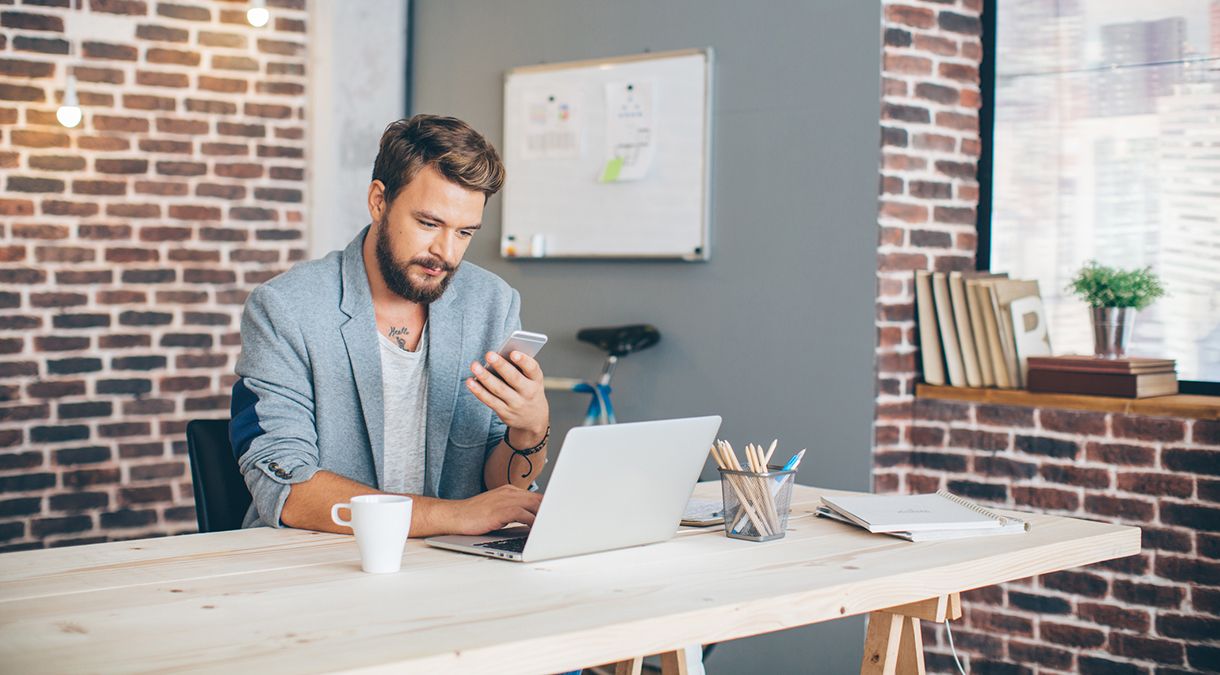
[186,419,253,533]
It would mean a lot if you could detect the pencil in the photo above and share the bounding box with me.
[744,443,778,533]
[719,441,772,536]
[733,475,771,535]
[763,439,778,467]
[753,445,779,530]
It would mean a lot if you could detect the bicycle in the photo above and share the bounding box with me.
[542,324,661,425]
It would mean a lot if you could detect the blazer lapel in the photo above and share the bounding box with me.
[424,282,463,498]
[338,227,385,488]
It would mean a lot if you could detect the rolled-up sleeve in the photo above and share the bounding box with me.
[230,285,323,528]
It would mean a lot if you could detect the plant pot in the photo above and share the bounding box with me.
[1091,306,1136,359]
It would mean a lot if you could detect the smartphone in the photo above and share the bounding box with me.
[495,330,548,361]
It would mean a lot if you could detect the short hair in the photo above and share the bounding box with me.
[371,114,505,205]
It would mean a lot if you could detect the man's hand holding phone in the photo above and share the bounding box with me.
[466,331,550,447]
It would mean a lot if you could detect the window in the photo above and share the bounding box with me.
[980,0,1220,392]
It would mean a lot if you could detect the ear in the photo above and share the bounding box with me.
[367,180,387,224]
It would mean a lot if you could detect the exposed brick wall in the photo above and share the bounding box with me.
[0,0,307,550]
[876,0,1219,672]
[875,0,983,415]
[887,402,1220,673]
[874,0,981,476]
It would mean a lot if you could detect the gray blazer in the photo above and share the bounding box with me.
[230,226,520,528]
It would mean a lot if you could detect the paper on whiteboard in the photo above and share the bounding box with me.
[600,80,655,182]
[522,91,580,160]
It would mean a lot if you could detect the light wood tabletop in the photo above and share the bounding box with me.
[0,483,1140,674]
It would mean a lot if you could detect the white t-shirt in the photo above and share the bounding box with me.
[378,328,428,495]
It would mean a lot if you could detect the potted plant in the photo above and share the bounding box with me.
[1067,261,1166,358]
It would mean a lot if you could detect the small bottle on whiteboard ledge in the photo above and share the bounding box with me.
[530,233,547,258]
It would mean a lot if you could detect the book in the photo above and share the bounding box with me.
[819,490,1030,534]
[964,278,995,387]
[1009,295,1053,385]
[896,522,1028,542]
[990,279,1041,388]
[815,506,1029,542]
[681,498,724,527]
[818,491,1031,543]
[931,273,967,387]
[1026,369,1178,398]
[949,272,982,387]
[975,279,1012,388]
[1026,356,1176,375]
[915,271,946,386]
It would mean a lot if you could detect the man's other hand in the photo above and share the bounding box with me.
[448,484,543,535]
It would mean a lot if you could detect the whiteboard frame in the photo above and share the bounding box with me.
[501,48,714,261]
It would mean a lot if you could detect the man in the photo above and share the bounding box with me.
[230,115,548,537]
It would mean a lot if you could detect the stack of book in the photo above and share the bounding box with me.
[914,271,1052,389]
[1026,356,1178,398]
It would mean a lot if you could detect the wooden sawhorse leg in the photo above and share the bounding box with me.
[603,595,960,675]
[860,593,961,675]
[608,656,642,675]
[603,646,694,675]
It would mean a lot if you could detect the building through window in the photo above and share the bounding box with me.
[989,0,1219,384]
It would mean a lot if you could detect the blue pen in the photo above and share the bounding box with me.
[780,448,806,472]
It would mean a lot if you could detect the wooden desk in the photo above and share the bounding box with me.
[0,484,1139,674]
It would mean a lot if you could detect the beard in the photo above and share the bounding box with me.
[374,217,457,305]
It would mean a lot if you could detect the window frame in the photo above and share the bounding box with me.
[975,0,1220,396]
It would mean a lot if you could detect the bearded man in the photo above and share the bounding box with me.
[230,115,548,535]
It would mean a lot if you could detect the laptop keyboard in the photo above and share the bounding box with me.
[474,537,527,554]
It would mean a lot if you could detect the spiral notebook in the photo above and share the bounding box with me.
[818,490,1030,542]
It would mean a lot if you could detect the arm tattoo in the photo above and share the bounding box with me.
[388,325,410,351]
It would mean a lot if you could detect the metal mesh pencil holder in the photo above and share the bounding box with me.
[718,467,796,542]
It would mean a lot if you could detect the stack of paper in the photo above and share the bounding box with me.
[817,490,1030,542]
[681,498,724,527]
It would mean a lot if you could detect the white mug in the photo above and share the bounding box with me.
[331,495,413,574]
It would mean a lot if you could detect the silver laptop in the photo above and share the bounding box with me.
[426,415,722,563]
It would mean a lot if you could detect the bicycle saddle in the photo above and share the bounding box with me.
[576,324,661,357]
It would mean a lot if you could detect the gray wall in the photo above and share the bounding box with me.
[411,1,881,671]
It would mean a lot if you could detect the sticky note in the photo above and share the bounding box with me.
[599,157,623,183]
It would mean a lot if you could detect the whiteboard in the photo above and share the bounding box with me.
[501,49,713,261]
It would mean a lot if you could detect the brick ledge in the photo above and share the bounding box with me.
[916,384,1220,421]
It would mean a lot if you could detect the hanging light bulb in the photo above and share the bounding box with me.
[57,73,82,128]
[247,0,269,28]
